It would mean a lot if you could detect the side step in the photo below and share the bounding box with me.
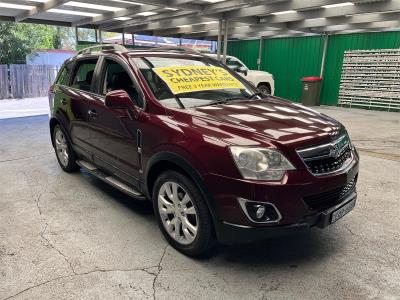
[76,160,147,201]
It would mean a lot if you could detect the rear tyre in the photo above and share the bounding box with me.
[258,84,271,95]
[52,124,79,172]
[153,171,215,256]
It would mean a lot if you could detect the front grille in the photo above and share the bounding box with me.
[303,176,357,211]
[306,146,352,174]
[297,133,353,176]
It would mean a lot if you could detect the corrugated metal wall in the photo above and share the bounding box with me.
[227,31,400,105]
[261,36,324,102]
[320,31,400,105]
[226,39,260,70]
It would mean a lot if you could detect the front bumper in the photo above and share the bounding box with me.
[203,155,359,244]
[215,191,357,244]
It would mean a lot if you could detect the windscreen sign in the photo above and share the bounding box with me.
[152,66,244,94]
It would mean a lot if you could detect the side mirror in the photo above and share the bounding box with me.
[105,90,132,109]
[238,66,248,76]
[105,90,140,119]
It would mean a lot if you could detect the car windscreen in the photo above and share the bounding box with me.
[131,56,259,109]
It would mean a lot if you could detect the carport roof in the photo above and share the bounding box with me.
[0,0,399,40]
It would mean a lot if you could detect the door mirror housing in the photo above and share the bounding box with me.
[105,90,132,109]
[105,90,140,119]
[237,66,248,76]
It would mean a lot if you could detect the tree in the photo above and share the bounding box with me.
[0,22,56,64]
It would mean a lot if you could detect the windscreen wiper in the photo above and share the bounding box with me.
[249,91,263,99]
[198,99,228,107]
[174,94,185,109]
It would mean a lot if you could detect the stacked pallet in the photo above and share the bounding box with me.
[338,49,400,112]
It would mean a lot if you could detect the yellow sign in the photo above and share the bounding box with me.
[152,66,245,94]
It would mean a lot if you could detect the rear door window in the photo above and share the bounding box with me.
[71,59,98,92]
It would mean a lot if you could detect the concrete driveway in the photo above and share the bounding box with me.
[0,107,399,299]
[0,98,49,120]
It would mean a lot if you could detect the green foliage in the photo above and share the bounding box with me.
[0,22,56,64]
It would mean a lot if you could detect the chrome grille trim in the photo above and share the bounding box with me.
[297,134,354,176]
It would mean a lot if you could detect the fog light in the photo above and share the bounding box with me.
[255,205,266,219]
[238,198,282,223]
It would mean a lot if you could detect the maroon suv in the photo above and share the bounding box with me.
[49,45,359,256]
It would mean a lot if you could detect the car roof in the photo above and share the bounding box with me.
[69,45,218,65]
[205,53,235,59]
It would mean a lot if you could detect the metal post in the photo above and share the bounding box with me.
[122,29,125,45]
[320,33,329,78]
[75,27,79,49]
[95,29,98,43]
[258,37,263,71]
[222,19,228,64]
[132,34,135,46]
[217,19,222,61]
[179,38,182,46]
[99,30,102,44]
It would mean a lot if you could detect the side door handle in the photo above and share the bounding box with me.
[88,109,97,119]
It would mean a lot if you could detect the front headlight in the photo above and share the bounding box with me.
[230,147,295,181]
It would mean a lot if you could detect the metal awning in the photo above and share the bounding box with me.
[0,0,399,40]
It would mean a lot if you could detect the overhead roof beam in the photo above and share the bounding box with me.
[124,0,203,11]
[72,4,158,27]
[99,0,352,33]
[182,26,282,39]
[121,16,221,33]
[152,21,246,36]
[287,12,400,30]
[15,0,70,22]
[261,0,400,24]
[227,30,319,40]
[99,0,274,32]
[101,11,221,31]
[310,20,400,33]
[224,0,356,19]
[184,29,305,40]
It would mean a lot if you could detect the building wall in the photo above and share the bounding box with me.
[26,50,76,67]
[227,31,400,105]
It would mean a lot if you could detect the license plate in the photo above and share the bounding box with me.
[331,199,356,223]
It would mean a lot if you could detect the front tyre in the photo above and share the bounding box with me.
[52,124,79,172]
[258,83,271,95]
[153,171,215,256]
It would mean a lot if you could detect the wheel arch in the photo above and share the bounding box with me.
[49,116,72,148]
[145,151,220,223]
[257,82,271,91]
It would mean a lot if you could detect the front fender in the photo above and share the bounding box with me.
[145,150,221,222]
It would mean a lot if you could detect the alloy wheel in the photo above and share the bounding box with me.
[158,181,198,245]
[55,128,69,167]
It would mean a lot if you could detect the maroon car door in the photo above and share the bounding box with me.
[87,57,143,184]
[53,58,98,156]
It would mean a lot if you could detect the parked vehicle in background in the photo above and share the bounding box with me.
[49,45,359,256]
[206,53,275,95]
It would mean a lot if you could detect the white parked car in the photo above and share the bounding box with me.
[206,54,275,95]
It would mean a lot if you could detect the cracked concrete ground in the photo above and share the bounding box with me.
[0,107,399,300]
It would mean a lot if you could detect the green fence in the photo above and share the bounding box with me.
[226,39,260,70]
[227,31,400,105]
[261,36,324,102]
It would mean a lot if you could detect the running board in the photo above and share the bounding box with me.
[76,160,146,201]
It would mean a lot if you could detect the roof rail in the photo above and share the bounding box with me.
[151,46,201,54]
[78,44,127,55]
